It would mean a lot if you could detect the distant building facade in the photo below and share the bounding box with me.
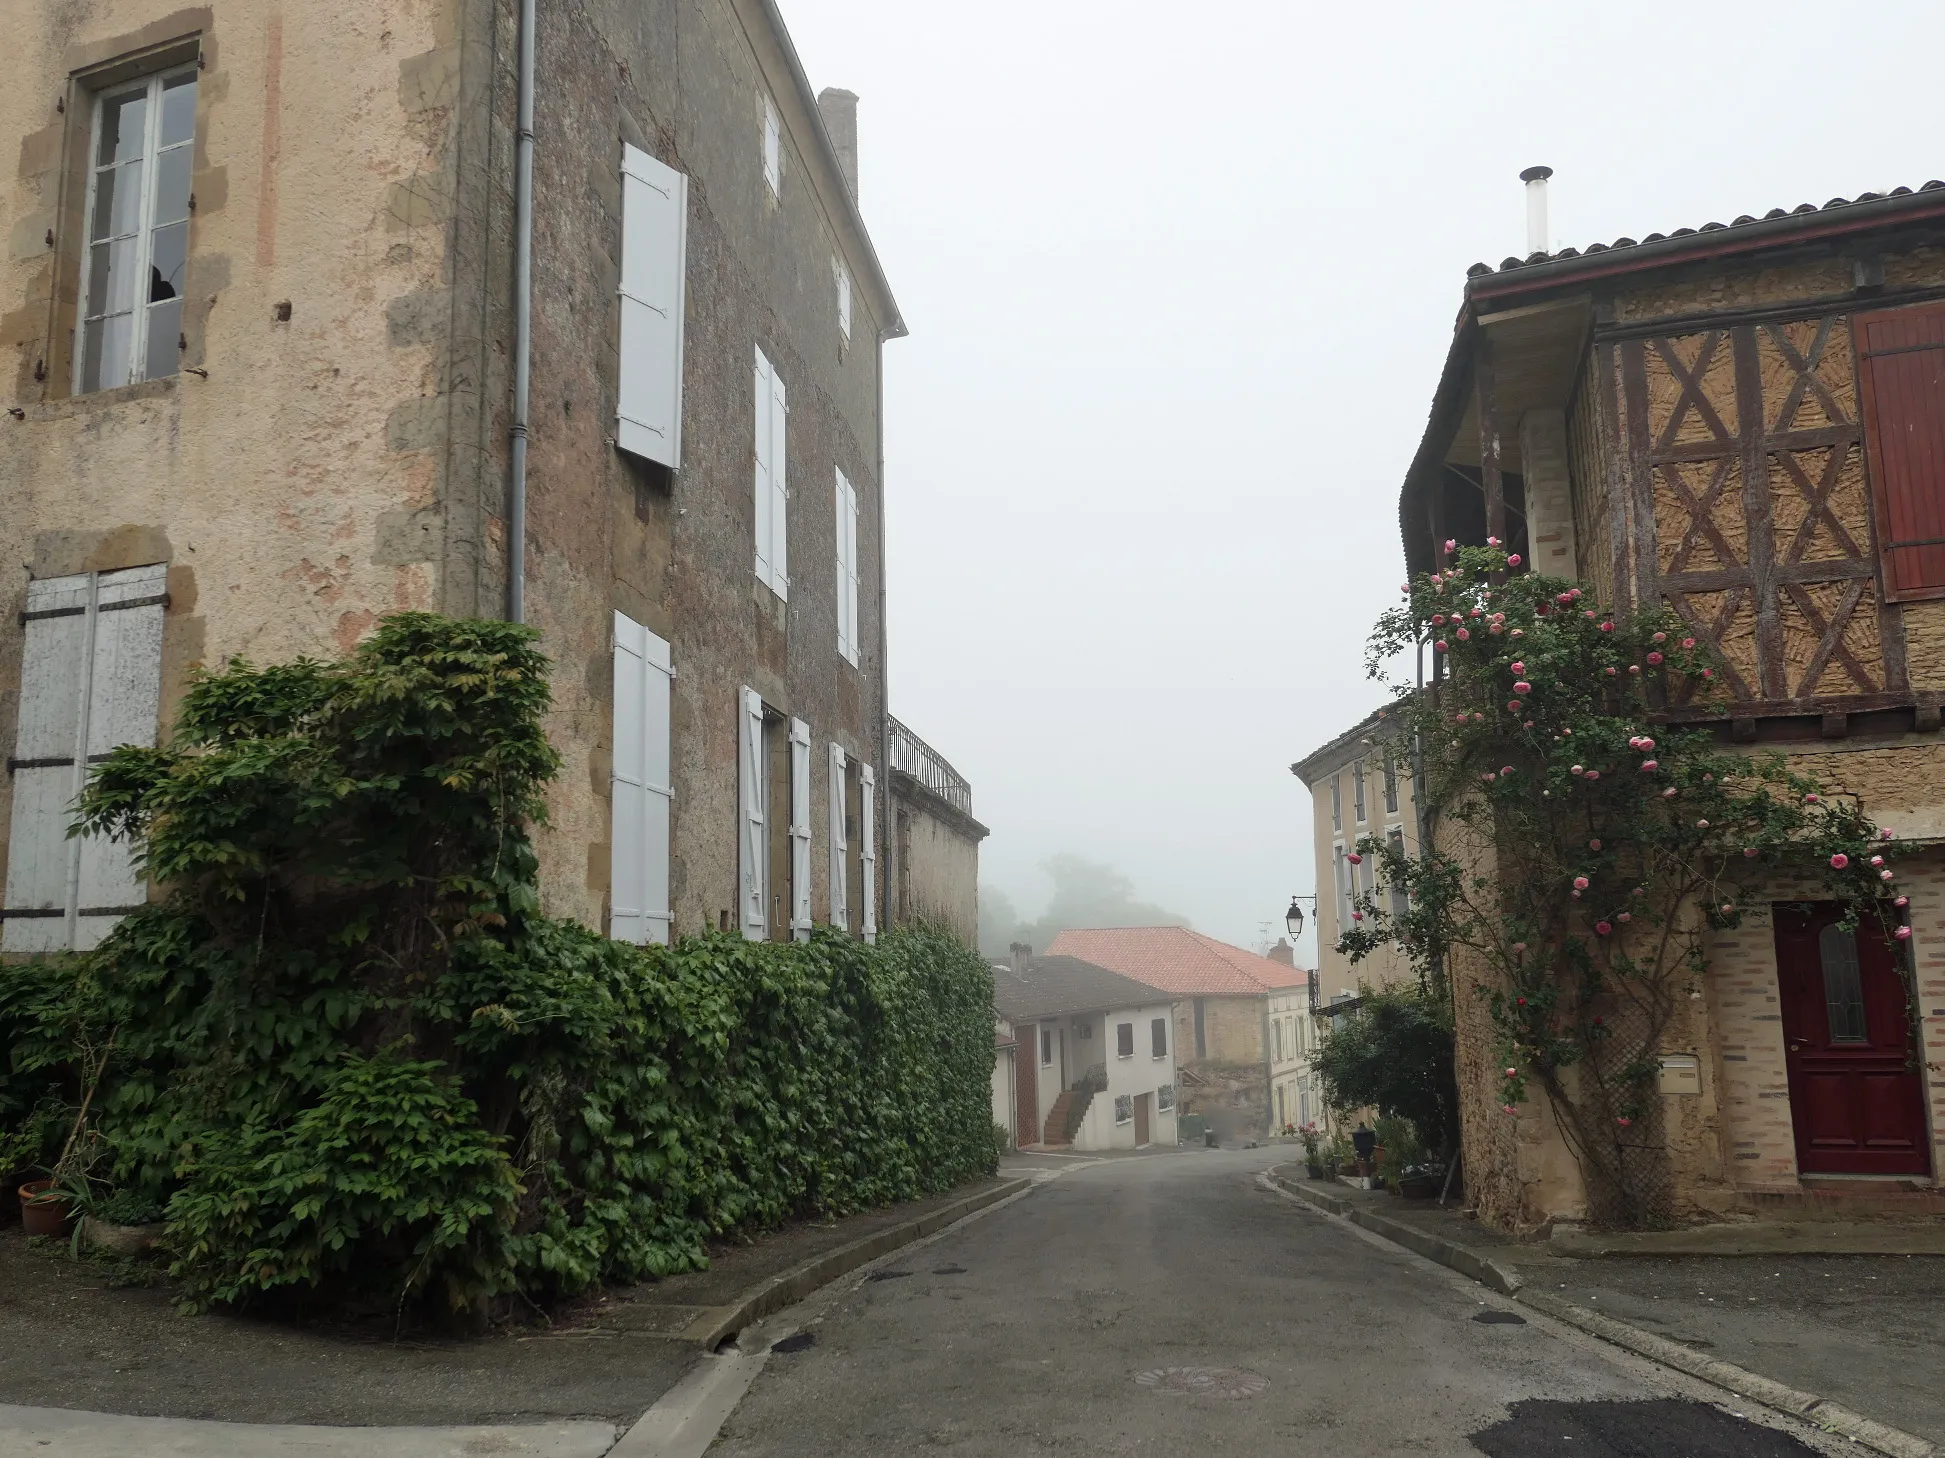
[887,716,987,945]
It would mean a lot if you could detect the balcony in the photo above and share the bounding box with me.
[888,716,973,816]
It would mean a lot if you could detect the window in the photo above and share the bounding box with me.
[761,93,782,196]
[1274,1020,1284,1061]
[834,256,852,341]
[1277,1085,1286,1127]
[828,743,849,930]
[860,761,877,942]
[616,145,689,468]
[1386,827,1409,921]
[1116,1021,1134,1058]
[1383,754,1400,814]
[1157,1083,1174,1112]
[1329,775,1341,831]
[1041,1027,1053,1066]
[1192,998,1206,1058]
[3,566,166,952]
[76,66,197,393]
[753,347,789,596]
[1352,760,1366,823]
[1113,1094,1133,1125]
[834,469,860,665]
[1334,844,1354,931]
[1817,923,1869,1043]
[610,613,673,945]
[1150,1017,1167,1059]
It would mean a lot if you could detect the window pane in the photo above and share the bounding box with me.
[159,73,197,147]
[1817,924,1869,1043]
[87,237,142,316]
[97,90,149,166]
[148,221,188,301]
[93,161,146,241]
[152,145,192,225]
[144,298,182,380]
[81,314,133,392]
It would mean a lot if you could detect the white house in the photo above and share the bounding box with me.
[993,954,1177,1152]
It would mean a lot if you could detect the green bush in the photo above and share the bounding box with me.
[1312,983,1460,1155]
[3,614,995,1314]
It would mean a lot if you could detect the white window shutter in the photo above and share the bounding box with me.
[828,742,848,931]
[833,469,852,663]
[4,565,164,954]
[739,687,768,940]
[834,258,852,341]
[616,145,688,468]
[843,475,860,666]
[610,612,672,945]
[753,347,775,591]
[860,762,877,943]
[769,366,789,598]
[788,718,811,939]
[762,94,781,196]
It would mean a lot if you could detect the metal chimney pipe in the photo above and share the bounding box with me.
[1521,165,1553,256]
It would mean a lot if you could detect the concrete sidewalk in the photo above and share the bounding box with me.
[1270,1164,1945,1456]
[0,1174,1026,1452]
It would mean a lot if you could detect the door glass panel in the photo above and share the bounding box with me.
[1817,923,1869,1043]
[148,221,188,301]
[87,237,142,315]
[93,161,145,240]
[81,314,133,392]
[97,90,149,166]
[158,72,197,146]
[145,298,182,380]
[152,145,192,225]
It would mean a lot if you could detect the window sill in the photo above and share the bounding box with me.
[30,375,180,421]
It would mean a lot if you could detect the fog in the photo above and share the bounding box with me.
[782,0,1945,962]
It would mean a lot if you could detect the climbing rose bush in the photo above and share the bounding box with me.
[1339,545,1906,1227]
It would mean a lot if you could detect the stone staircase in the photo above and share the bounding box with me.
[1040,1087,1095,1148]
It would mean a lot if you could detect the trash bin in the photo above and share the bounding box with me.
[1204,1129,1218,1148]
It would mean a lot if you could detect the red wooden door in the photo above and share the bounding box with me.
[1771,904,1930,1176]
[1134,1093,1151,1147]
[1014,1024,1039,1146]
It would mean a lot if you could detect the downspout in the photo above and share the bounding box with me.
[876,326,892,936]
[507,0,536,623]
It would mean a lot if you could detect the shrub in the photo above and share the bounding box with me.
[8,615,995,1314]
[1311,983,1459,1154]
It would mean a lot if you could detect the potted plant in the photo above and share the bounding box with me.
[69,1183,167,1256]
[1299,1122,1324,1178]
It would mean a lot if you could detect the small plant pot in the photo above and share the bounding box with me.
[1397,1174,1441,1199]
[1304,1162,1325,1179]
[18,1180,72,1238]
[82,1218,164,1256]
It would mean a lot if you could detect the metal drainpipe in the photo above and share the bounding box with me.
[507,0,536,623]
[876,326,891,936]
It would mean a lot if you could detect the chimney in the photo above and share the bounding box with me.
[1521,165,1553,256]
[1009,941,1031,977]
[1268,938,1295,967]
[817,88,859,202]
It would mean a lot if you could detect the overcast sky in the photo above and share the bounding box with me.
[783,0,1945,962]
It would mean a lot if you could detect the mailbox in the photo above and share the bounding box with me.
[1657,1054,1701,1095]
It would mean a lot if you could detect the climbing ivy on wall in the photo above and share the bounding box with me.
[1338,546,1905,1228]
[1,615,996,1314]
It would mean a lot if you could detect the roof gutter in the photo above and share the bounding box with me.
[506,0,536,623]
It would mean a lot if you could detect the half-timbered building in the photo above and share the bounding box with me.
[1398,180,1945,1229]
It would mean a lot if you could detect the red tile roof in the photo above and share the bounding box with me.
[1043,927,1307,998]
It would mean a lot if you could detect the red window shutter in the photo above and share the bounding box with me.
[1859,302,1945,601]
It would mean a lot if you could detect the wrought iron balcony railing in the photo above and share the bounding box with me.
[888,715,973,815]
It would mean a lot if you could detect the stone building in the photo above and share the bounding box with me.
[1396,177,1945,1228]
[1044,926,1307,1141]
[1291,706,1425,1133]
[0,0,939,951]
[887,715,987,946]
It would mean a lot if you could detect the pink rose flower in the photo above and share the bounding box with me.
[1589,839,1602,850]
[1894,895,1909,908]
[1435,641,1448,652]
[1586,770,1601,781]
[1505,1066,1517,1077]
[1895,925,1912,940]
[1511,628,1525,638]
[1652,632,1666,643]
[1605,666,1618,676]
[1646,651,1664,665]
[1882,828,1896,840]
[1660,786,1675,797]
[1830,853,1849,869]
[1702,668,1715,679]
[1628,664,1642,675]
[1432,613,1446,625]
[1595,920,1612,935]
[1445,538,1457,553]
[1511,942,1527,953]
[1682,637,1695,648]
[1510,661,1526,674]
[1805,793,1820,804]
[1514,681,1532,695]
[1573,876,1589,890]
[1507,553,1522,567]
[1600,622,1615,633]
[1697,819,1710,828]
[1571,765,1584,775]
[1881,869,1896,882]
[1871,855,1884,867]
[1616,1116,1632,1127]
[1457,627,1471,640]
[1487,535,1500,547]
[1641,759,1658,771]
[1744,848,1759,858]
[1347,852,1362,864]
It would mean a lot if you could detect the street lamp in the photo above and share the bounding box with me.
[1285,895,1314,941]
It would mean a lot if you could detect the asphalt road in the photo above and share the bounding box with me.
[711,1149,1846,1458]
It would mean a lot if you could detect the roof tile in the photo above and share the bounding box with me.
[1043,927,1307,998]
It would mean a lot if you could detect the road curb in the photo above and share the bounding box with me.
[1268,1170,1524,1295]
[676,1177,1032,1348]
[1266,1167,1938,1458]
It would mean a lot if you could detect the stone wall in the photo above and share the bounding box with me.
[889,772,984,946]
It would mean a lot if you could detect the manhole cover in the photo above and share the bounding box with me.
[1134,1367,1268,1399]
[1473,1310,1527,1324]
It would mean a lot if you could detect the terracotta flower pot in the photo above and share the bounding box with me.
[18,1180,72,1238]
